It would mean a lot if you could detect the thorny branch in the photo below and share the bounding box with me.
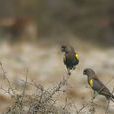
[0,62,15,95]
[105,88,114,114]
[0,61,114,114]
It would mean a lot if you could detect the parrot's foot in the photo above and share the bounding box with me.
[73,66,76,70]
[68,72,71,75]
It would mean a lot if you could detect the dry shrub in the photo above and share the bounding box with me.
[0,62,111,114]
[0,62,73,114]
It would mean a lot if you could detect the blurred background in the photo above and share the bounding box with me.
[0,0,114,114]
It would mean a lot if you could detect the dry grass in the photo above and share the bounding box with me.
[0,55,113,114]
[0,62,72,114]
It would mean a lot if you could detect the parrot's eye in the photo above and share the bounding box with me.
[61,45,66,52]
[83,69,87,75]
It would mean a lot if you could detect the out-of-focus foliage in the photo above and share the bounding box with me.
[0,0,114,45]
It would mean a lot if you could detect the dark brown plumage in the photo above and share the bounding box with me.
[83,68,114,101]
[61,45,79,75]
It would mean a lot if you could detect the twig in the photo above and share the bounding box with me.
[77,104,88,114]
[22,68,28,98]
[105,88,114,114]
[0,62,15,95]
[105,100,110,114]
[89,96,95,114]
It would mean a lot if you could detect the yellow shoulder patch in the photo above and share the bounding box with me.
[89,79,94,88]
[63,55,66,61]
[75,53,79,60]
